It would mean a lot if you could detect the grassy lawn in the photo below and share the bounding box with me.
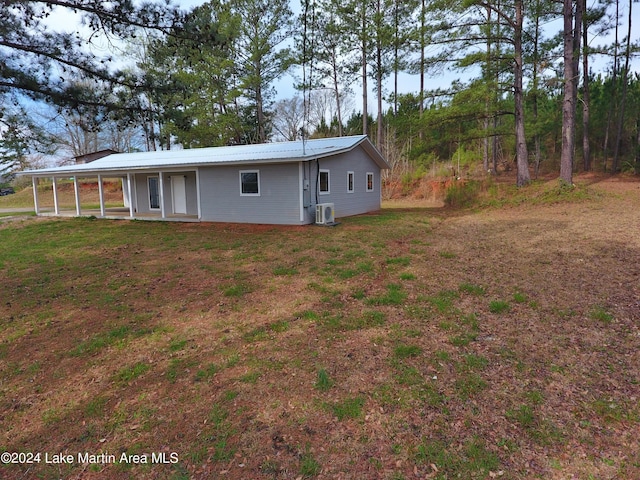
[1,176,639,479]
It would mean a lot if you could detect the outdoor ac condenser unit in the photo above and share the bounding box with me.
[315,203,335,225]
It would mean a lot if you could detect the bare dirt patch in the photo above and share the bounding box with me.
[1,174,639,479]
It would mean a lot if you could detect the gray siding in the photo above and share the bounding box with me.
[133,174,154,213]
[199,163,302,224]
[303,145,381,223]
[133,171,198,215]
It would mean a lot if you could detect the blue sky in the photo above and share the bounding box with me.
[42,0,639,115]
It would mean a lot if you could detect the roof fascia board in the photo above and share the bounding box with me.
[358,138,390,169]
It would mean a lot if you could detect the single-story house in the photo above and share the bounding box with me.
[21,135,389,225]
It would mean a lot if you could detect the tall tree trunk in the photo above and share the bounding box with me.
[256,82,266,143]
[302,0,311,138]
[532,1,541,178]
[612,0,632,172]
[331,48,343,136]
[560,0,575,185]
[376,0,384,151]
[361,3,368,136]
[483,5,491,173]
[603,0,620,171]
[514,0,530,186]
[393,0,399,116]
[573,0,582,170]
[377,66,383,149]
[419,0,425,141]
[492,0,501,174]
[581,0,591,171]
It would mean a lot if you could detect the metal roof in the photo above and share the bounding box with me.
[22,135,389,177]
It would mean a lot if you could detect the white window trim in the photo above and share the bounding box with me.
[319,169,330,195]
[347,171,355,193]
[239,170,260,196]
[148,175,161,210]
[366,172,374,192]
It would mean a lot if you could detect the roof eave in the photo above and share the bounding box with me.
[19,135,390,176]
[19,156,312,178]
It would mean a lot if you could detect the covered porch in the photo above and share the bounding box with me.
[30,169,201,222]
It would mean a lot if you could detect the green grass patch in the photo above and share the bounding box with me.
[455,372,488,398]
[84,396,109,417]
[168,338,188,352]
[345,211,401,225]
[386,256,411,266]
[591,398,625,422]
[195,363,219,381]
[273,265,299,276]
[327,396,365,420]
[239,371,261,383]
[223,283,251,297]
[458,282,486,296]
[399,272,416,280]
[425,290,459,313]
[243,326,268,342]
[269,320,290,333]
[512,291,527,303]
[448,313,480,347]
[355,310,386,329]
[333,260,374,279]
[69,325,131,357]
[115,362,150,384]
[206,401,237,462]
[365,283,407,306]
[391,359,424,386]
[167,358,194,383]
[299,448,322,477]
[589,305,613,324]
[506,404,537,428]
[461,353,489,371]
[489,300,510,314]
[314,368,334,392]
[319,310,386,332]
[415,437,500,478]
[394,344,422,359]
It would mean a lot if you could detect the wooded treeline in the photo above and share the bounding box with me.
[1,0,639,185]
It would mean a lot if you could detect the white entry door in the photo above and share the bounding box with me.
[171,175,187,214]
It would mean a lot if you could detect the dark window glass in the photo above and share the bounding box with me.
[241,172,259,194]
[320,171,329,193]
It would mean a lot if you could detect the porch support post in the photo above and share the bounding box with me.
[195,168,202,220]
[158,171,166,219]
[32,177,40,215]
[122,178,129,207]
[127,173,135,218]
[98,174,106,217]
[73,176,81,216]
[52,177,60,214]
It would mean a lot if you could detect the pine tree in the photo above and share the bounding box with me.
[233,0,294,143]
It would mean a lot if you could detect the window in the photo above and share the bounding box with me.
[347,171,354,193]
[366,172,374,192]
[240,170,260,196]
[148,176,160,209]
[319,169,330,194]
